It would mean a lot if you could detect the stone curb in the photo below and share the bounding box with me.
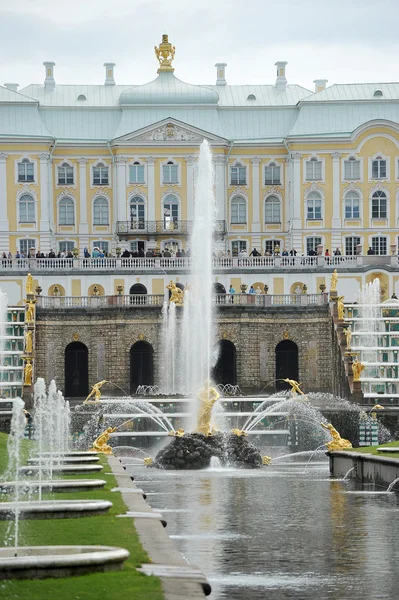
[107,455,209,599]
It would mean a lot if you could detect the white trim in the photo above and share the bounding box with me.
[229,159,249,188]
[17,237,38,255]
[128,192,147,224]
[263,158,284,188]
[342,184,363,224]
[368,233,388,255]
[304,184,324,222]
[263,191,282,225]
[90,158,111,189]
[55,158,76,189]
[160,157,181,187]
[127,158,147,186]
[343,234,363,256]
[57,193,76,229]
[369,184,389,225]
[341,153,363,184]
[368,152,390,183]
[230,192,248,225]
[353,122,399,149]
[92,193,110,228]
[16,187,38,229]
[15,155,38,186]
[303,154,325,184]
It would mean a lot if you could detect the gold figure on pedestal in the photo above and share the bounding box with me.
[231,428,248,437]
[144,457,153,466]
[283,379,307,398]
[262,455,272,465]
[25,329,33,353]
[26,273,34,295]
[24,359,33,386]
[84,380,108,404]
[337,296,345,320]
[154,34,176,72]
[343,326,352,350]
[196,380,220,436]
[25,300,35,323]
[322,422,352,451]
[90,426,117,454]
[330,269,338,292]
[352,358,365,382]
[166,281,184,305]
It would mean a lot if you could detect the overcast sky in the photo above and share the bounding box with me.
[1,0,399,91]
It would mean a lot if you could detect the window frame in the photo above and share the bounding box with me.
[230,195,247,224]
[264,161,281,186]
[129,195,146,229]
[57,162,74,186]
[18,193,36,224]
[163,194,179,228]
[58,196,75,226]
[264,194,281,223]
[93,196,109,226]
[343,156,361,181]
[92,162,109,186]
[369,154,390,182]
[345,236,361,256]
[19,239,37,256]
[371,236,387,255]
[306,191,323,220]
[344,190,361,220]
[306,237,322,254]
[230,162,247,186]
[162,160,179,185]
[129,161,145,185]
[231,240,247,256]
[305,156,323,182]
[16,157,36,184]
[59,241,75,254]
[92,241,109,254]
[371,190,387,219]
[264,239,281,255]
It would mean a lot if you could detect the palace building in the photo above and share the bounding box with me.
[1,34,399,303]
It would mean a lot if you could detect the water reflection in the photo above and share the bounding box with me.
[130,464,399,600]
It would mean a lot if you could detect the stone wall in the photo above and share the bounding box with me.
[35,304,335,396]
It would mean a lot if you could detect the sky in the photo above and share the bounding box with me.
[1,0,399,91]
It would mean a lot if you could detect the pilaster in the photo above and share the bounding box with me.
[78,157,89,236]
[251,157,261,233]
[0,153,9,251]
[290,152,302,252]
[38,153,51,253]
[331,152,342,251]
[115,156,127,223]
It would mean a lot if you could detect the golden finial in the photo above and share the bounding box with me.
[154,34,176,73]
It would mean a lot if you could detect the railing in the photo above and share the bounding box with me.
[1,255,397,272]
[36,294,165,309]
[116,220,227,236]
[36,293,328,309]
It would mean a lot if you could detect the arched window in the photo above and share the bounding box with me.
[231,162,246,185]
[306,191,322,219]
[19,194,35,223]
[130,341,154,392]
[305,157,322,181]
[231,196,246,224]
[372,190,387,218]
[162,160,178,184]
[374,89,383,98]
[163,194,179,228]
[265,195,281,223]
[371,156,387,179]
[344,156,360,180]
[57,162,74,185]
[18,158,34,182]
[345,191,360,219]
[129,196,145,229]
[93,197,109,225]
[65,342,88,397]
[59,197,75,225]
[92,162,109,185]
[265,162,281,185]
[275,340,298,390]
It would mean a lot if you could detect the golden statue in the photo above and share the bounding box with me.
[26,273,34,295]
[25,300,35,323]
[25,329,33,353]
[168,428,185,437]
[84,380,108,404]
[337,296,345,320]
[262,456,272,465]
[321,422,352,451]
[283,379,306,397]
[330,269,338,293]
[144,457,153,466]
[231,428,248,437]
[352,358,364,382]
[90,426,117,454]
[166,280,184,306]
[24,359,33,386]
[196,380,220,436]
[154,34,176,73]
[343,326,352,350]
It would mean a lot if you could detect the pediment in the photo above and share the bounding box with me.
[113,118,228,145]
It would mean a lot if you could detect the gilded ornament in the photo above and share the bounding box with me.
[154,34,176,73]
[343,326,352,350]
[337,296,345,320]
[26,273,34,295]
[73,333,79,341]
[330,269,338,293]
[196,380,220,436]
[144,457,153,466]
[321,422,352,451]
[25,300,36,324]
[283,331,289,340]
[90,426,117,454]
[84,380,108,404]
[352,358,365,382]
[23,358,33,386]
[262,455,272,465]
[283,378,307,398]
[25,329,33,354]
[166,280,184,305]
[138,333,145,341]
[231,428,248,437]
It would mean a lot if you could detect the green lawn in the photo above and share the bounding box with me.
[0,432,163,600]
[346,439,399,459]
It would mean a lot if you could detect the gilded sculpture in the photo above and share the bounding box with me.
[343,326,352,350]
[352,358,365,382]
[330,269,338,293]
[262,456,272,465]
[84,380,108,404]
[168,428,185,437]
[283,378,307,398]
[231,428,248,437]
[24,359,33,386]
[196,380,220,436]
[90,426,117,454]
[25,329,33,354]
[26,273,34,295]
[25,300,35,323]
[167,280,184,305]
[321,422,352,451]
[154,34,175,72]
[337,296,345,320]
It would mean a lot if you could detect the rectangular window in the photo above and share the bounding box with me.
[264,164,281,185]
[231,240,247,256]
[129,164,145,184]
[58,165,74,185]
[19,200,35,223]
[18,161,34,182]
[305,160,322,181]
[371,236,387,255]
[93,241,109,254]
[372,160,387,179]
[59,241,74,253]
[93,166,109,185]
[345,237,361,256]
[372,197,387,218]
[265,240,281,255]
[231,165,247,185]
[306,237,322,254]
[19,239,36,255]
[344,159,360,180]
[231,202,246,223]
[162,164,178,184]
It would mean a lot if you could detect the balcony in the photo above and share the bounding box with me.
[116,220,227,237]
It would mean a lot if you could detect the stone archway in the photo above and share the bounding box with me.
[130,341,154,393]
[212,340,237,385]
[129,283,148,295]
[64,341,89,397]
[275,340,298,390]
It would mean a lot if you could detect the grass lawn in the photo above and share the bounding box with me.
[346,439,399,459]
[0,432,164,600]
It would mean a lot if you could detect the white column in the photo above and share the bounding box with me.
[78,157,88,234]
[291,152,302,252]
[185,156,195,221]
[284,156,291,232]
[331,152,342,251]
[147,157,155,222]
[251,157,261,231]
[115,156,127,223]
[38,152,51,253]
[0,153,9,251]
[214,155,226,222]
